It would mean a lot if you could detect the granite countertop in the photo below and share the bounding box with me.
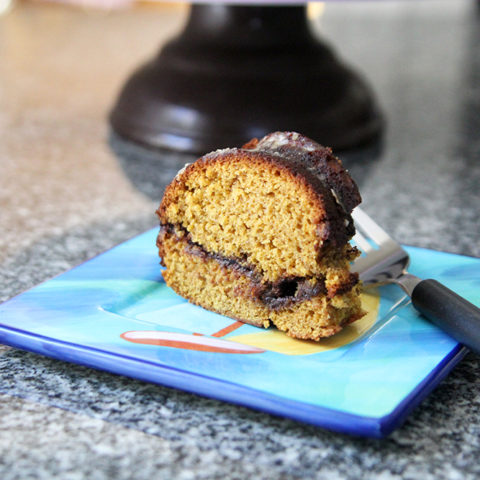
[1,1,480,479]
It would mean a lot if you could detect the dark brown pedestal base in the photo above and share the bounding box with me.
[110,5,382,154]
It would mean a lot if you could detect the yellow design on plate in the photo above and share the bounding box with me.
[229,290,380,355]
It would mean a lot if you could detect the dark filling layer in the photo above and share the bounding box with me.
[160,224,356,310]
[258,278,324,310]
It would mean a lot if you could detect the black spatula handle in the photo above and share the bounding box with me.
[412,279,480,355]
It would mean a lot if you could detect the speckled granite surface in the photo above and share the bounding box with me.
[1,1,480,479]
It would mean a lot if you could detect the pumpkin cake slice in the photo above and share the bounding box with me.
[156,131,364,341]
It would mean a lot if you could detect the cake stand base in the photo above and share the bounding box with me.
[110,5,382,154]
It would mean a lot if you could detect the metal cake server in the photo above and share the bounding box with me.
[351,208,480,355]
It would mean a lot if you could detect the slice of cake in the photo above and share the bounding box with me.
[156,132,364,341]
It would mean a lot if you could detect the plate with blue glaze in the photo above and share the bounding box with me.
[0,228,478,437]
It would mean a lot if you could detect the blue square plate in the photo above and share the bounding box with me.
[1,229,478,437]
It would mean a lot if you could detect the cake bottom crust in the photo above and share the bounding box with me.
[159,233,364,341]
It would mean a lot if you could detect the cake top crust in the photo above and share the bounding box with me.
[242,131,361,214]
